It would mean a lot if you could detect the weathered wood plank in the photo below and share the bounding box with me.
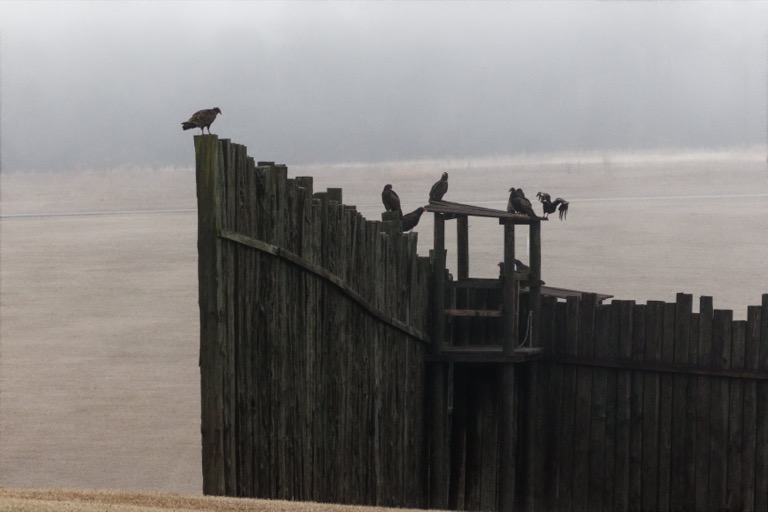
[628,303,645,512]
[557,296,580,511]
[727,320,746,511]
[743,304,761,512]
[656,302,675,510]
[613,300,635,512]
[641,301,663,512]
[708,309,732,510]
[572,293,597,510]
[694,296,713,511]
[587,305,610,511]
[195,135,226,496]
[754,294,768,512]
[502,222,519,355]
[428,210,449,509]
[545,300,568,512]
[484,371,503,511]
[671,293,693,512]
[529,218,542,347]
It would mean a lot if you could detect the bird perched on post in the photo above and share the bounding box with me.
[381,184,402,217]
[429,172,449,202]
[181,107,222,134]
[507,187,538,218]
[401,207,425,232]
[497,260,529,278]
[536,192,569,220]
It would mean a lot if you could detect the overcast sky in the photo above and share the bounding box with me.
[2,1,768,172]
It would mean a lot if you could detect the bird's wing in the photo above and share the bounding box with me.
[507,196,514,212]
[189,109,216,126]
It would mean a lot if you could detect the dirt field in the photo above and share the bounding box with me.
[0,488,448,512]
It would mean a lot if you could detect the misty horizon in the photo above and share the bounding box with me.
[2,1,768,172]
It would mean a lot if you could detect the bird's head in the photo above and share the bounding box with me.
[416,207,425,215]
[441,172,448,180]
[383,184,393,191]
[213,107,222,115]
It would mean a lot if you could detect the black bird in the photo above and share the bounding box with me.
[507,188,537,218]
[182,107,222,134]
[401,207,425,231]
[429,172,449,202]
[497,260,529,278]
[536,192,569,220]
[381,184,402,216]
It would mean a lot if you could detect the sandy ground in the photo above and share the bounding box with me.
[0,488,449,512]
[1,154,767,506]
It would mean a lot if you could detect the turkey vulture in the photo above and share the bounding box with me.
[381,184,402,216]
[497,260,529,278]
[401,207,425,231]
[429,172,449,202]
[507,188,537,218]
[536,192,569,220]
[182,107,222,134]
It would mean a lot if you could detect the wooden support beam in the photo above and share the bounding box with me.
[195,134,227,496]
[432,213,446,354]
[502,222,519,355]
[529,220,542,347]
[498,364,517,512]
[448,278,502,290]
[429,365,449,509]
[445,309,501,318]
[429,212,449,509]
[326,187,343,203]
[457,215,469,279]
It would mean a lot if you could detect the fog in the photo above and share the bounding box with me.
[2,1,768,172]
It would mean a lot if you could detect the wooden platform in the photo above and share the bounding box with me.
[447,278,613,303]
[540,286,613,303]
[425,199,539,223]
[425,345,544,363]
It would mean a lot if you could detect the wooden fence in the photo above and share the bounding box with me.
[526,292,768,512]
[196,136,433,507]
[197,134,768,511]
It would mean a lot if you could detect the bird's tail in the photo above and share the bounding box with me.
[181,122,195,130]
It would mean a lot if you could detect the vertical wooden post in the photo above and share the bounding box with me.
[457,215,469,279]
[529,219,541,347]
[451,215,469,509]
[326,187,343,203]
[429,212,449,509]
[382,210,403,232]
[500,220,520,511]
[196,134,226,495]
[502,221,519,355]
[499,364,517,512]
[432,213,446,355]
